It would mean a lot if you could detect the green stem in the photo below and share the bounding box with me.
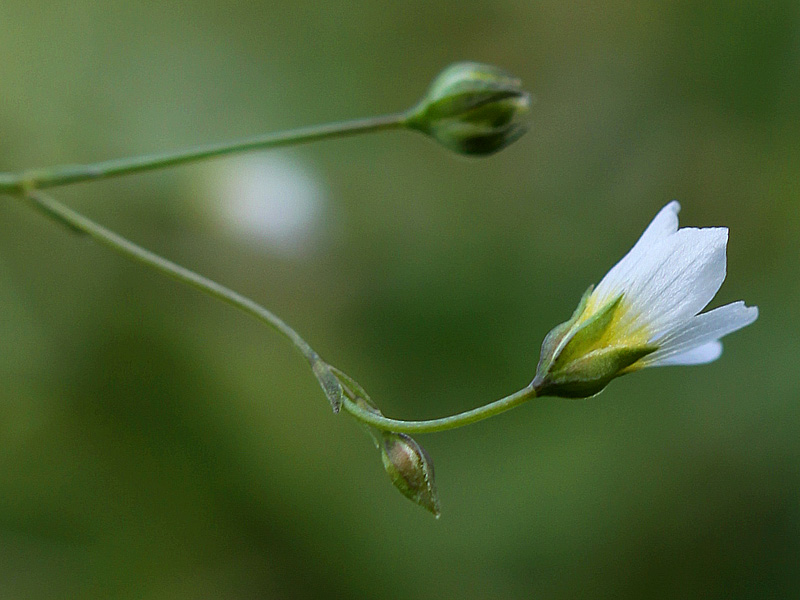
[12,189,540,434]
[17,190,345,412]
[0,113,408,193]
[340,385,537,434]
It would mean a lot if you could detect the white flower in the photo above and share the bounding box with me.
[533,201,758,398]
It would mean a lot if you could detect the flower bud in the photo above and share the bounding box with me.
[532,287,657,398]
[406,61,531,156]
[380,432,441,517]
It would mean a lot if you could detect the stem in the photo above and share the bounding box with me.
[16,190,344,411]
[0,113,409,193]
[12,190,540,434]
[340,385,537,434]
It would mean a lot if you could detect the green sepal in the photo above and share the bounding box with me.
[536,344,657,399]
[534,285,594,377]
[424,120,529,156]
[533,289,658,399]
[411,89,525,126]
[555,294,623,365]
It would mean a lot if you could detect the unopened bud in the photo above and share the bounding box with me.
[380,432,440,517]
[406,61,532,156]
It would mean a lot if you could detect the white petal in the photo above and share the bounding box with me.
[625,227,729,335]
[592,203,731,336]
[643,301,758,367]
[636,200,681,247]
[652,340,722,366]
[593,201,681,307]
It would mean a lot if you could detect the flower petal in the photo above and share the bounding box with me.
[592,203,731,337]
[651,340,722,366]
[592,201,681,307]
[642,301,758,367]
[636,200,682,247]
[624,226,729,335]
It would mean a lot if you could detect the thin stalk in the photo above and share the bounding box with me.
[12,190,540,433]
[0,113,408,194]
[17,190,344,411]
[341,385,537,434]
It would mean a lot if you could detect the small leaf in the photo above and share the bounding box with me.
[311,360,344,413]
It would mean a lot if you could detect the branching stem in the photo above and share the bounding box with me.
[11,190,538,432]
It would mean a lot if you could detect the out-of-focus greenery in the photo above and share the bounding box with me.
[0,1,797,598]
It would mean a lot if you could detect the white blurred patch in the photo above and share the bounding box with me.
[201,153,327,257]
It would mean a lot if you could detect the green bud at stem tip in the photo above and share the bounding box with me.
[406,61,532,156]
[380,432,441,518]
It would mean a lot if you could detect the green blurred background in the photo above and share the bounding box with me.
[0,1,797,598]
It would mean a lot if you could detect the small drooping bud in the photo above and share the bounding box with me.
[406,61,531,156]
[329,366,442,516]
[532,287,657,399]
[380,432,441,517]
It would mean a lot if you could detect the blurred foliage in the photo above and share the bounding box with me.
[0,0,798,598]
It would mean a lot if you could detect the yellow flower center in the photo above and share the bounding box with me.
[576,293,654,368]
